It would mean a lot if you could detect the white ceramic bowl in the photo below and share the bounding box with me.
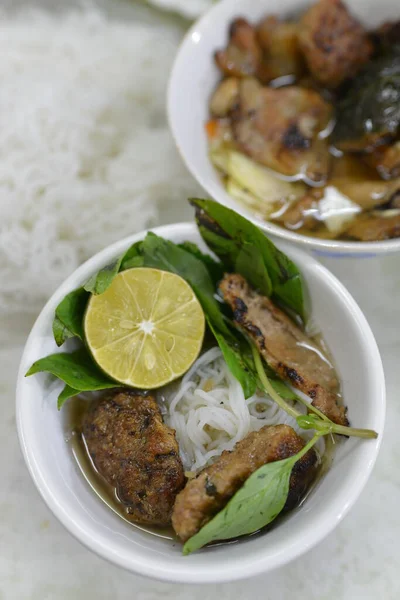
[168,0,400,257]
[168,0,400,338]
[16,223,385,583]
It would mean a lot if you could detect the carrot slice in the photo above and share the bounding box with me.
[205,119,220,140]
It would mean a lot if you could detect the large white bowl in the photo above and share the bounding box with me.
[168,0,400,257]
[16,222,385,583]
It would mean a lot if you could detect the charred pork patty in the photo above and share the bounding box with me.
[219,273,348,426]
[172,424,317,542]
[82,390,185,526]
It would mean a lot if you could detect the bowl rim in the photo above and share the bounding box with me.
[167,0,400,257]
[16,222,386,583]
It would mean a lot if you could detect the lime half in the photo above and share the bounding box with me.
[84,268,205,389]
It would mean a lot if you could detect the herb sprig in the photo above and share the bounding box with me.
[183,431,322,555]
[182,346,377,555]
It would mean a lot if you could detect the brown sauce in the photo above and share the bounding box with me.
[277,152,396,240]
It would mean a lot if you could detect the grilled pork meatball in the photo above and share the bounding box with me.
[82,390,185,526]
[172,424,318,542]
[219,273,348,426]
[298,0,372,88]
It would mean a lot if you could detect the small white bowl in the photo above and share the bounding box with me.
[16,222,385,584]
[168,0,400,257]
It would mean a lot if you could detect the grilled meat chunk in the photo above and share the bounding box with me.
[231,78,332,183]
[331,177,400,211]
[272,190,322,230]
[215,18,262,78]
[209,77,240,118]
[172,424,318,542]
[82,390,185,526]
[257,16,304,82]
[298,0,372,88]
[219,274,348,426]
[344,213,400,241]
[364,143,400,181]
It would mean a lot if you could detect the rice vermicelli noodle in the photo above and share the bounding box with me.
[165,347,325,472]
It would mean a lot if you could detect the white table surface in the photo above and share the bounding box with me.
[1,1,400,598]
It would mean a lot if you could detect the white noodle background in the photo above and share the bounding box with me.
[0,4,200,314]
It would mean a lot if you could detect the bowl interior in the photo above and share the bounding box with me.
[168,0,400,255]
[16,223,385,583]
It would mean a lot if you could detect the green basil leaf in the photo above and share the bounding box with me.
[52,288,90,346]
[207,319,257,399]
[178,241,224,285]
[122,255,145,269]
[120,240,145,270]
[84,257,124,295]
[235,242,272,296]
[77,241,146,299]
[52,316,75,347]
[208,313,295,400]
[139,232,234,340]
[191,198,305,319]
[26,348,117,392]
[57,384,81,410]
[183,456,295,554]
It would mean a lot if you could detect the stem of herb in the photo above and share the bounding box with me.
[252,345,301,420]
[289,431,323,465]
[331,423,378,439]
[297,414,378,439]
[252,345,379,440]
[291,392,330,423]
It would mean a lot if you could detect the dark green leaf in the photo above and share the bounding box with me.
[207,320,257,399]
[139,232,234,340]
[122,255,145,269]
[26,348,117,392]
[183,456,295,554]
[333,51,400,151]
[52,288,90,346]
[77,241,146,299]
[191,199,304,319]
[208,318,296,400]
[178,241,224,285]
[235,242,272,297]
[57,384,81,410]
[84,257,124,295]
[120,240,145,270]
[52,316,74,347]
